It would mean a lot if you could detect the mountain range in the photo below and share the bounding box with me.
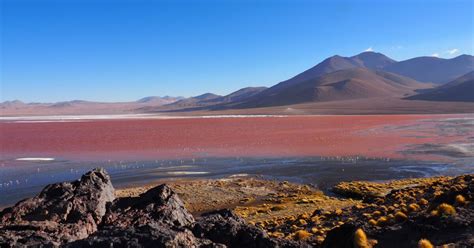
[406,71,474,102]
[1,52,473,116]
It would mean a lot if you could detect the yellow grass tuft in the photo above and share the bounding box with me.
[418,239,434,248]
[408,203,421,212]
[376,216,388,226]
[297,219,307,226]
[438,203,456,216]
[372,210,382,216]
[368,219,377,226]
[394,211,407,221]
[455,195,466,205]
[419,198,429,205]
[294,230,311,240]
[353,228,371,248]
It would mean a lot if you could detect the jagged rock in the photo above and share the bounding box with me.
[67,184,209,247]
[102,184,195,228]
[193,209,307,248]
[67,223,220,248]
[0,168,115,246]
[321,224,358,248]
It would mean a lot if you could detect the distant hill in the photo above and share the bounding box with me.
[407,71,474,102]
[268,52,395,91]
[203,87,267,104]
[163,87,267,109]
[237,68,432,107]
[136,96,183,104]
[0,96,183,116]
[350,51,396,70]
[271,52,473,91]
[383,54,474,84]
[165,93,222,108]
[0,100,26,108]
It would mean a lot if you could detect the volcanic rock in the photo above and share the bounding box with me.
[0,168,115,246]
[194,209,307,248]
[1,169,304,247]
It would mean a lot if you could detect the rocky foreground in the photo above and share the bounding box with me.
[0,169,473,247]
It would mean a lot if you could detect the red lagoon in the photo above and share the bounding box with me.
[0,114,471,161]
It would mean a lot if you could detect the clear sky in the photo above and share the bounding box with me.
[1,0,473,102]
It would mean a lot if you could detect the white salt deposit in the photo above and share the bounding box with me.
[16,157,55,161]
[166,171,209,175]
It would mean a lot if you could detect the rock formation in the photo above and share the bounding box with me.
[0,168,115,246]
[0,168,303,248]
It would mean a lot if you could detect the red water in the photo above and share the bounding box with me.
[0,114,471,161]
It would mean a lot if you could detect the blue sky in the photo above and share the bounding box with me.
[1,0,473,102]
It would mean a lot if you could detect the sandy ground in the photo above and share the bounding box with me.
[1,114,472,161]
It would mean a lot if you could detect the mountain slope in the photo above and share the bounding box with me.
[350,52,396,70]
[136,96,183,104]
[164,93,222,108]
[237,68,432,107]
[267,52,397,93]
[407,71,474,102]
[383,54,474,84]
[202,87,267,104]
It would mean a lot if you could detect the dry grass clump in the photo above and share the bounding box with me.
[408,203,421,212]
[294,230,311,240]
[419,198,429,205]
[372,210,382,216]
[418,239,434,248]
[437,203,456,216]
[394,211,407,221]
[375,216,388,226]
[353,228,371,248]
[455,195,466,205]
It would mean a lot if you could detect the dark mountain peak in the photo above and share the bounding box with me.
[384,54,474,84]
[452,54,474,61]
[193,93,221,100]
[137,96,164,103]
[351,51,396,70]
[407,70,474,102]
[220,86,267,101]
[136,96,183,105]
[0,100,26,108]
[1,100,24,105]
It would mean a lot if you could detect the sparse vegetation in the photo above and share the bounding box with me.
[394,211,407,221]
[353,228,371,248]
[418,239,434,248]
[294,230,311,240]
[455,195,466,205]
[437,203,456,216]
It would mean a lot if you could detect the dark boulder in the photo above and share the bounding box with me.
[102,184,195,228]
[67,184,210,247]
[193,209,308,248]
[321,224,358,248]
[0,168,115,246]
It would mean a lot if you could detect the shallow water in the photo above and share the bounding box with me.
[1,156,472,208]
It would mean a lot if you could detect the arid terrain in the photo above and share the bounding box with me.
[1,168,472,247]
